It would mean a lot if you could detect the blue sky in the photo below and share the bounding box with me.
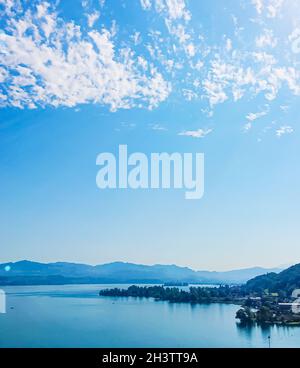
[0,0,300,270]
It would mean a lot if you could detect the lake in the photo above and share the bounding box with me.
[0,284,299,348]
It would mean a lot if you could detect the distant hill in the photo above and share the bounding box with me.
[244,263,300,295]
[0,260,283,286]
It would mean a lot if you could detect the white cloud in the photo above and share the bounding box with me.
[1,0,299,123]
[225,38,232,52]
[140,0,151,10]
[280,105,289,112]
[252,0,285,18]
[182,89,197,101]
[255,29,277,48]
[132,32,141,45]
[179,128,212,138]
[246,110,268,121]
[142,0,190,20]
[0,2,170,110]
[252,51,276,65]
[149,123,168,131]
[185,43,195,57]
[142,0,194,59]
[203,79,228,106]
[252,0,264,14]
[276,125,294,137]
[266,0,284,18]
[87,11,100,27]
[165,22,190,43]
[202,60,257,107]
[244,122,253,131]
[165,0,190,21]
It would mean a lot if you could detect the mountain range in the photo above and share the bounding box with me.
[0,260,284,285]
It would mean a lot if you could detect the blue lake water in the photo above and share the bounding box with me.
[0,284,300,348]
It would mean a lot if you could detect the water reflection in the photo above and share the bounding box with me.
[1,285,300,348]
[236,321,300,348]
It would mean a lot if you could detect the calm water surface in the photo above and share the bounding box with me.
[0,284,299,348]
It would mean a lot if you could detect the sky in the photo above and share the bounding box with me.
[0,0,300,271]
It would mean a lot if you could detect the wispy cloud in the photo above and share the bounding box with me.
[149,123,168,131]
[178,128,212,138]
[252,0,264,15]
[276,125,294,137]
[86,11,100,27]
[252,0,285,18]
[246,110,268,121]
[140,0,152,10]
[255,29,277,48]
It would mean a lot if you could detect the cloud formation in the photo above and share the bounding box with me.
[0,0,299,130]
[246,111,268,122]
[179,128,212,138]
[0,1,170,110]
[276,125,294,137]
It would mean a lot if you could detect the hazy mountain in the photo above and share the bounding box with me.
[244,263,300,294]
[0,260,283,286]
[196,267,283,284]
